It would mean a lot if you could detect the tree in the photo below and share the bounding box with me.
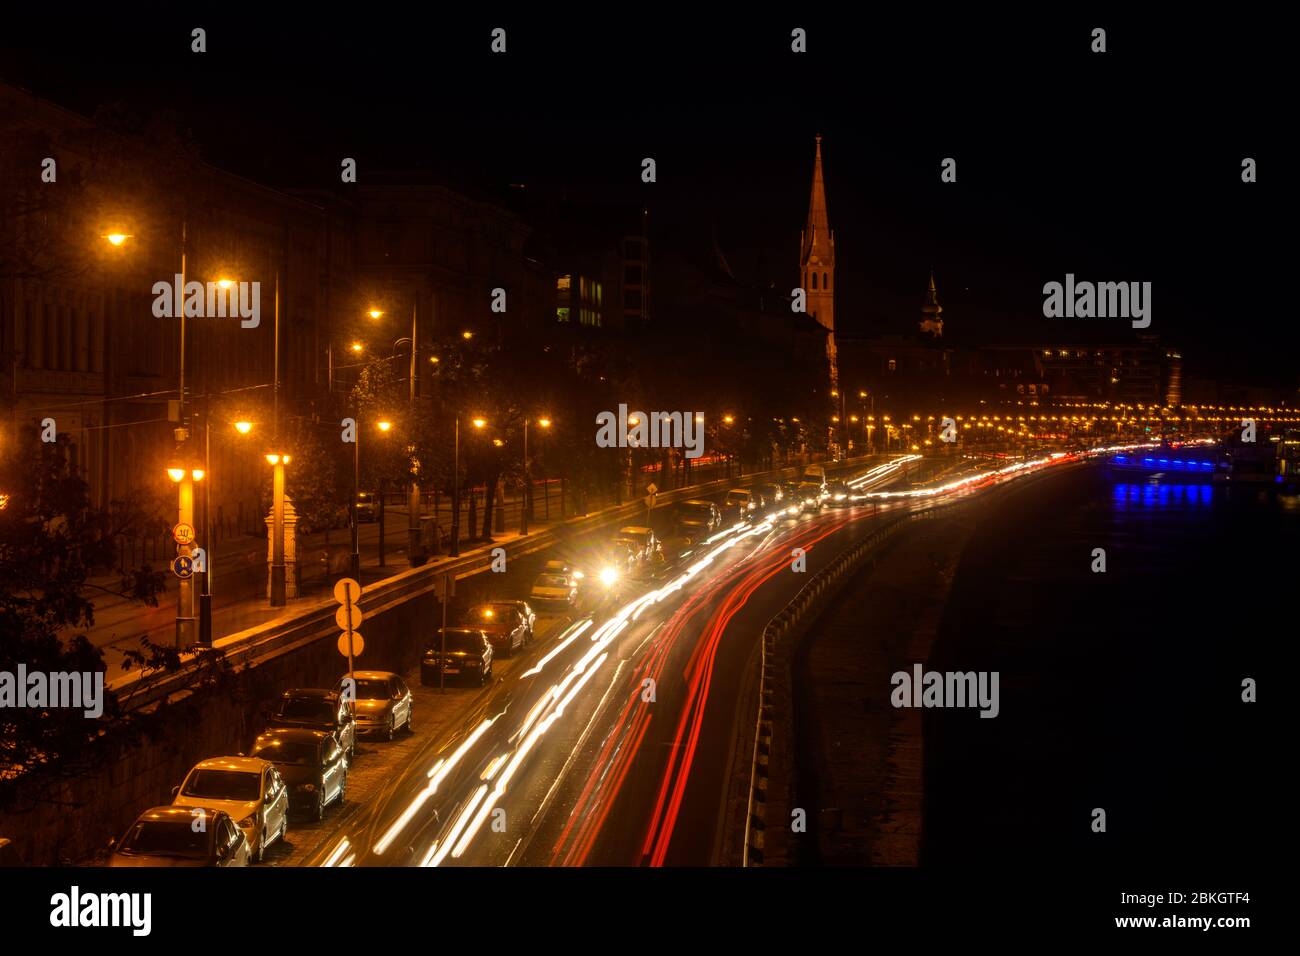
[0,433,167,800]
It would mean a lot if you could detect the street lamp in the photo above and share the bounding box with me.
[522,415,552,533]
[265,452,291,607]
[451,416,487,557]
[349,418,392,579]
[367,303,426,567]
[167,461,204,646]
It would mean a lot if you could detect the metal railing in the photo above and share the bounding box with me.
[741,500,962,866]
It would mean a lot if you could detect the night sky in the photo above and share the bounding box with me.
[2,11,1285,387]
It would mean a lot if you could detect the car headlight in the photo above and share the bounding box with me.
[599,566,619,587]
[300,784,316,792]
[239,815,256,828]
[572,570,584,579]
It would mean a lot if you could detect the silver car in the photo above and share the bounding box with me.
[336,671,413,740]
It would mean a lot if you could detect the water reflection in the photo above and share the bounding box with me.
[1112,481,1214,509]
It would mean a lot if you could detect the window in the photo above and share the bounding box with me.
[624,264,641,284]
[822,272,828,289]
[811,273,818,290]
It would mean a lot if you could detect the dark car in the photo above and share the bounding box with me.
[674,499,721,539]
[265,689,356,759]
[464,602,530,657]
[493,599,536,635]
[109,806,250,867]
[422,627,494,686]
[355,491,378,523]
[754,483,782,508]
[723,488,759,520]
[825,479,852,506]
[795,481,825,513]
[251,727,348,821]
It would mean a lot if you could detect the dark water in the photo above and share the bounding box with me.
[923,465,1284,875]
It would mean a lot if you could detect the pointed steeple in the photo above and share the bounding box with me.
[801,134,833,266]
[919,269,944,338]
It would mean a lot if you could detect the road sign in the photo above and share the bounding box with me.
[171,555,194,578]
[172,522,195,545]
[333,577,362,605]
[434,573,456,600]
[335,604,364,631]
[337,631,364,657]
[646,482,658,495]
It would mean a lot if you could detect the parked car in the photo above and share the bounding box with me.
[110,806,250,867]
[825,479,852,505]
[251,728,348,820]
[754,483,783,507]
[172,756,289,863]
[611,526,658,563]
[674,499,721,538]
[530,572,578,607]
[266,688,356,759]
[464,602,530,657]
[492,599,536,635]
[422,627,494,686]
[542,559,584,583]
[355,491,378,523]
[335,671,413,740]
[795,481,825,513]
[723,488,759,519]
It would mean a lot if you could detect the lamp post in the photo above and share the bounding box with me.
[451,416,486,557]
[266,452,290,607]
[350,412,362,580]
[166,462,204,646]
[198,395,212,644]
[859,390,874,453]
[521,417,530,536]
[367,305,426,567]
[538,417,552,519]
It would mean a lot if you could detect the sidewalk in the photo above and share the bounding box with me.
[77,455,815,672]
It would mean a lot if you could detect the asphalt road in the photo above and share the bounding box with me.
[253,450,1083,868]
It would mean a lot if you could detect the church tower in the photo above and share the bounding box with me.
[800,135,839,393]
[919,269,944,338]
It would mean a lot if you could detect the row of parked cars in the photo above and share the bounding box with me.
[107,668,420,867]
[108,596,546,866]
[104,469,849,867]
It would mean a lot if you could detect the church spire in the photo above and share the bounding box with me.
[801,134,833,267]
[919,269,944,338]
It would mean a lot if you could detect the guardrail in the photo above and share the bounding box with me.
[111,454,887,712]
[739,456,1094,864]
[741,500,962,865]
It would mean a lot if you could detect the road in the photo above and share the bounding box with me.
[257,449,1096,867]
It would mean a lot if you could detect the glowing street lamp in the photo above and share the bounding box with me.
[102,233,132,246]
[265,452,291,606]
[167,461,204,646]
[234,420,253,435]
[450,416,488,557]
